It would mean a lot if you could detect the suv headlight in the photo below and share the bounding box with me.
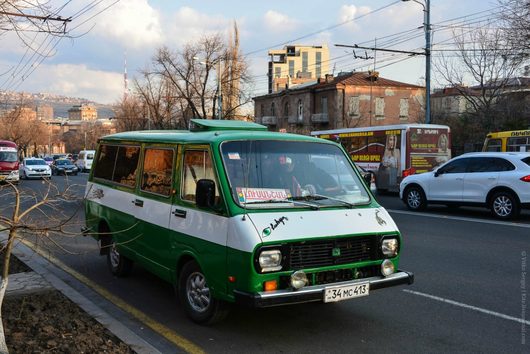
[258,249,282,272]
[381,238,399,257]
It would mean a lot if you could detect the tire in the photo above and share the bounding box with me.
[490,191,520,220]
[107,239,133,277]
[178,260,229,324]
[404,186,427,211]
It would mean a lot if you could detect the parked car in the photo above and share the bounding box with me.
[52,154,67,161]
[43,156,54,166]
[400,152,530,219]
[51,158,79,176]
[19,157,52,179]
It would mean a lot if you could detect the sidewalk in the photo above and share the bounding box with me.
[3,235,165,354]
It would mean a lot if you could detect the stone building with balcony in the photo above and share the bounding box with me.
[254,71,425,135]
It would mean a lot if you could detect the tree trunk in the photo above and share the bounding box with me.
[0,228,18,354]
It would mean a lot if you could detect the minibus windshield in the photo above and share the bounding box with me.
[220,140,371,208]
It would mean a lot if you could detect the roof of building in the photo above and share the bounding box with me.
[253,71,423,100]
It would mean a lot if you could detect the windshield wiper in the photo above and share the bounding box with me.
[245,199,320,210]
[293,194,355,209]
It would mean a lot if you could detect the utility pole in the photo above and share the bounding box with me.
[217,60,223,120]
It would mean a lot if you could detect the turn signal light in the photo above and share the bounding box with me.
[264,280,278,292]
[520,175,530,182]
[402,168,415,178]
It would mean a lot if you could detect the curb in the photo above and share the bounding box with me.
[2,234,163,354]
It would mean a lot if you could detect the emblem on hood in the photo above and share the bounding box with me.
[262,216,289,237]
[375,209,387,226]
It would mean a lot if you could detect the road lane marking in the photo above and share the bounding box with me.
[403,289,530,326]
[388,209,530,228]
[22,240,205,354]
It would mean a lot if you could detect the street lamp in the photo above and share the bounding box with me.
[402,0,431,124]
[194,56,223,119]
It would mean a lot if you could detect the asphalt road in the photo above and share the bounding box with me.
[5,174,529,353]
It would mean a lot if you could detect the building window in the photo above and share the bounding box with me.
[302,52,308,73]
[375,97,385,119]
[260,104,264,117]
[399,98,409,119]
[274,67,281,78]
[297,100,303,122]
[321,96,328,114]
[284,102,290,117]
[348,96,360,117]
[315,52,322,78]
[271,102,276,117]
[289,60,295,78]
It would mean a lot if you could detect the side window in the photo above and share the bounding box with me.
[467,158,494,172]
[141,148,174,196]
[112,146,140,187]
[493,157,515,171]
[439,158,468,174]
[94,145,118,180]
[181,150,219,203]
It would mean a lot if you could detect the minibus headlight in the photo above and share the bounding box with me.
[381,238,399,257]
[258,250,282,272]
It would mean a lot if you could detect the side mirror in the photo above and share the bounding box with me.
[196,179,216,208]
[362,172,372,187]
[434,170,441,177]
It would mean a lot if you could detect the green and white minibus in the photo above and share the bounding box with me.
[84,119,413,324]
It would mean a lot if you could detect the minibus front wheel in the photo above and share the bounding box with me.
[178,260,229,324]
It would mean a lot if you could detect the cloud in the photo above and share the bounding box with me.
[339,5,372,30]
[21,63,123,104]
[263,10,299,33]
[167,7,232,46]
[87,0,163,49]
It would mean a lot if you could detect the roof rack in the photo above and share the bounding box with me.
[189,119,267,132]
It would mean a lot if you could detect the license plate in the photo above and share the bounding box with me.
[324,282,369,303]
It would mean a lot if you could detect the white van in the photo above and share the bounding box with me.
[77,150,95,172]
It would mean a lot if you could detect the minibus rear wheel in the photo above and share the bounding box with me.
[107,238,133,277]
[178,260,229,324]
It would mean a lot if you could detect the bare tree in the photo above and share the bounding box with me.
[113,95,149,132]
[434,24,527,139]
[0,179,81,353]
[498,0,530,64]
[0,103,48,157]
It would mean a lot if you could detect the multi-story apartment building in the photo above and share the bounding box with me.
[268,45,329,94]
[254,71,425,135]
[36,104,54,120]
[68,104,98,121]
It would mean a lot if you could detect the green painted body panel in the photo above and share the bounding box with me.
[86,120,405,304]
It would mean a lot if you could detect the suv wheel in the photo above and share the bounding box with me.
[490,191,520,220]
[405,186,427,211]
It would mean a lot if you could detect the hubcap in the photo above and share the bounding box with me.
[109,242,120,268]
[407,190,421,209]
[493,195,512,217]
[186,271,211,313]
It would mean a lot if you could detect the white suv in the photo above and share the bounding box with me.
[400,152,530,219]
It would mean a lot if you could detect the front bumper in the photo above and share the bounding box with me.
[25,170,51,178]
[234,270,414,307]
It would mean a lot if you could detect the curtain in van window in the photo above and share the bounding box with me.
[112,146,140,187]
[141,148,174,196]
[94,145,118,180]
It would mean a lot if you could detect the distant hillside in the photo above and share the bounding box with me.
[0,91,115,118]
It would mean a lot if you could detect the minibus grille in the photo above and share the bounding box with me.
[287,236,377,270]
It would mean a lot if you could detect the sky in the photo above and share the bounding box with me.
[0,0,500,105]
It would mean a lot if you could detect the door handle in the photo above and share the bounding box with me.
[455,177,463,181]
[172,209,187,218]
[132,199,144,207]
